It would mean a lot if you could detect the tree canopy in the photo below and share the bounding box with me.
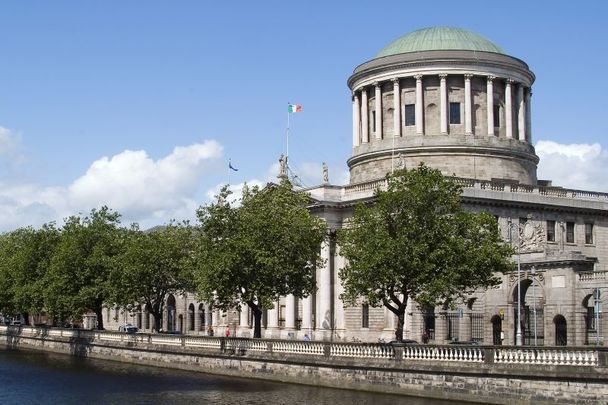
[338,164,514,341]
[42,207,122,328]
[108,223,196,331]
[195,181,326,338]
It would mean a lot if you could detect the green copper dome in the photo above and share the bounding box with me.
[375,27,504,58]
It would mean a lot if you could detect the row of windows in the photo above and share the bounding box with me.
[370,103,499,129]
[546,220,594,244]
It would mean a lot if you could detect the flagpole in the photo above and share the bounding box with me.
[228,159,231,185]
[286,104,290,159]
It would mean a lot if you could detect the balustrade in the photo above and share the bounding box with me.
[0,326,604,368]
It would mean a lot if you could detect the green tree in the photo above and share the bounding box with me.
[0,224,60,324]
[195,182,326,338]
[108,223,196,332]
[338,165,514,341]
[43,207,122,328]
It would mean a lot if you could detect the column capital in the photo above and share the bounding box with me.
[464,73,474,80]
[506,78,515,84]
[487,75,496,82]
[414,74,423,81]
[391,77,400,84]
[438,73,448,80]
[373,81,380,88]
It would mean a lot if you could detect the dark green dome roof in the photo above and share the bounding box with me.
[376,27,504,58]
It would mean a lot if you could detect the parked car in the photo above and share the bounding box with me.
[118,324,139,334]
[448,340,479,345]
[390,339,418,345]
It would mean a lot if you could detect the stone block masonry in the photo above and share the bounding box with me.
[1,326,607,404]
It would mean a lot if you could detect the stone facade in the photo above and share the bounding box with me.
[101,28,607,348]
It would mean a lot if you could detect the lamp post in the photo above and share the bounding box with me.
[508,219,523,346]
[531,266,537,346]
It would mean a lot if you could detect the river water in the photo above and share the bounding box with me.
[0,348,469,405]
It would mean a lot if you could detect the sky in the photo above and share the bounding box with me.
[0,1,607,231]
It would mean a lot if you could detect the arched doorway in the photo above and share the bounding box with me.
[513,276,545,345]
[166,295,176,332]
[178,314,184,333]
[554,315,567,346]
[188,304,195,331]
[583,294,599,345]
[198,304,205,332]
[491,315,502,345]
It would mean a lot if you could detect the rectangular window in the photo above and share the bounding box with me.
[493,105,500,127]
[566,221,575,243]
[546,220,556,242]
[404,104,415,126]
[372,111,376,132]
[449,102,461,124]
[362,304,369,328]
[585,223,594,244]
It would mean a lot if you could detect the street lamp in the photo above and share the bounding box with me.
[508,219,523,346]
[531,266,537,345]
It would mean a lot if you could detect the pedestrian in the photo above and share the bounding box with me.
[225,326,231,337]
[303,333,310,342]
[208,326,214,336]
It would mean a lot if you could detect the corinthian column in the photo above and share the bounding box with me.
[439,74,448,134]
[317,237,332,331]
[464,74,473,135]
[505,79,513,139]
[525,89,532,142]
[374,82,382,139]
[517,85,526,141]
[285,294,296,330]
[352,92,360,147]
[392,78,401,138]
[361,88,369,143]
[415,75,424,135]
[486,76,495,136]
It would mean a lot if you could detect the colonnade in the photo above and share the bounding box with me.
[352,74,532,147]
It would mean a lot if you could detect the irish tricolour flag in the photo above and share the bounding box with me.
[288,104,302,113]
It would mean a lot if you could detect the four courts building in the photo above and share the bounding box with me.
[107,27,607,346]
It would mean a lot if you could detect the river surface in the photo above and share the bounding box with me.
[0,348,469,405]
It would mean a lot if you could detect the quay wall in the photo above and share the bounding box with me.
[1,325,607,404]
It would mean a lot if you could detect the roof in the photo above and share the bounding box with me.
[375,27,504,58]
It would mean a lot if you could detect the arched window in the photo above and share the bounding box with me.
[491,315,502,345]
[554,315,567,346]
[188,304,195,331]
[167,295,176,332]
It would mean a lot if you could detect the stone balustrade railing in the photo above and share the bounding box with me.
[342,176,608,203]
[1,325,605,368]
[579,271,608,282]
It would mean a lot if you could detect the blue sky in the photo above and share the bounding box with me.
[0,1,607,230]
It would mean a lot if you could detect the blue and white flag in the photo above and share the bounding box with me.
[228,161,238,172]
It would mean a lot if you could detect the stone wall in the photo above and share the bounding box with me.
[2,326,607,404]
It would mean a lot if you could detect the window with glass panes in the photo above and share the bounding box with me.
[449,102,461,124]
[566,222,575,243]
[585,223,594,244]
[546,220,556,242]
[404,104,415,126]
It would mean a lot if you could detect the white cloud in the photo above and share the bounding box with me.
[0,140,223,232]
[536,140,608,192]
[0,126,21,157]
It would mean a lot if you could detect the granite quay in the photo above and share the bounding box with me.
[1,325,607,404]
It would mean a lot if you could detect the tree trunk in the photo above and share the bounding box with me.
[94,307,104,330]
[152,311,163,332]
[252,307,262,338]
[396,310,405,341]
